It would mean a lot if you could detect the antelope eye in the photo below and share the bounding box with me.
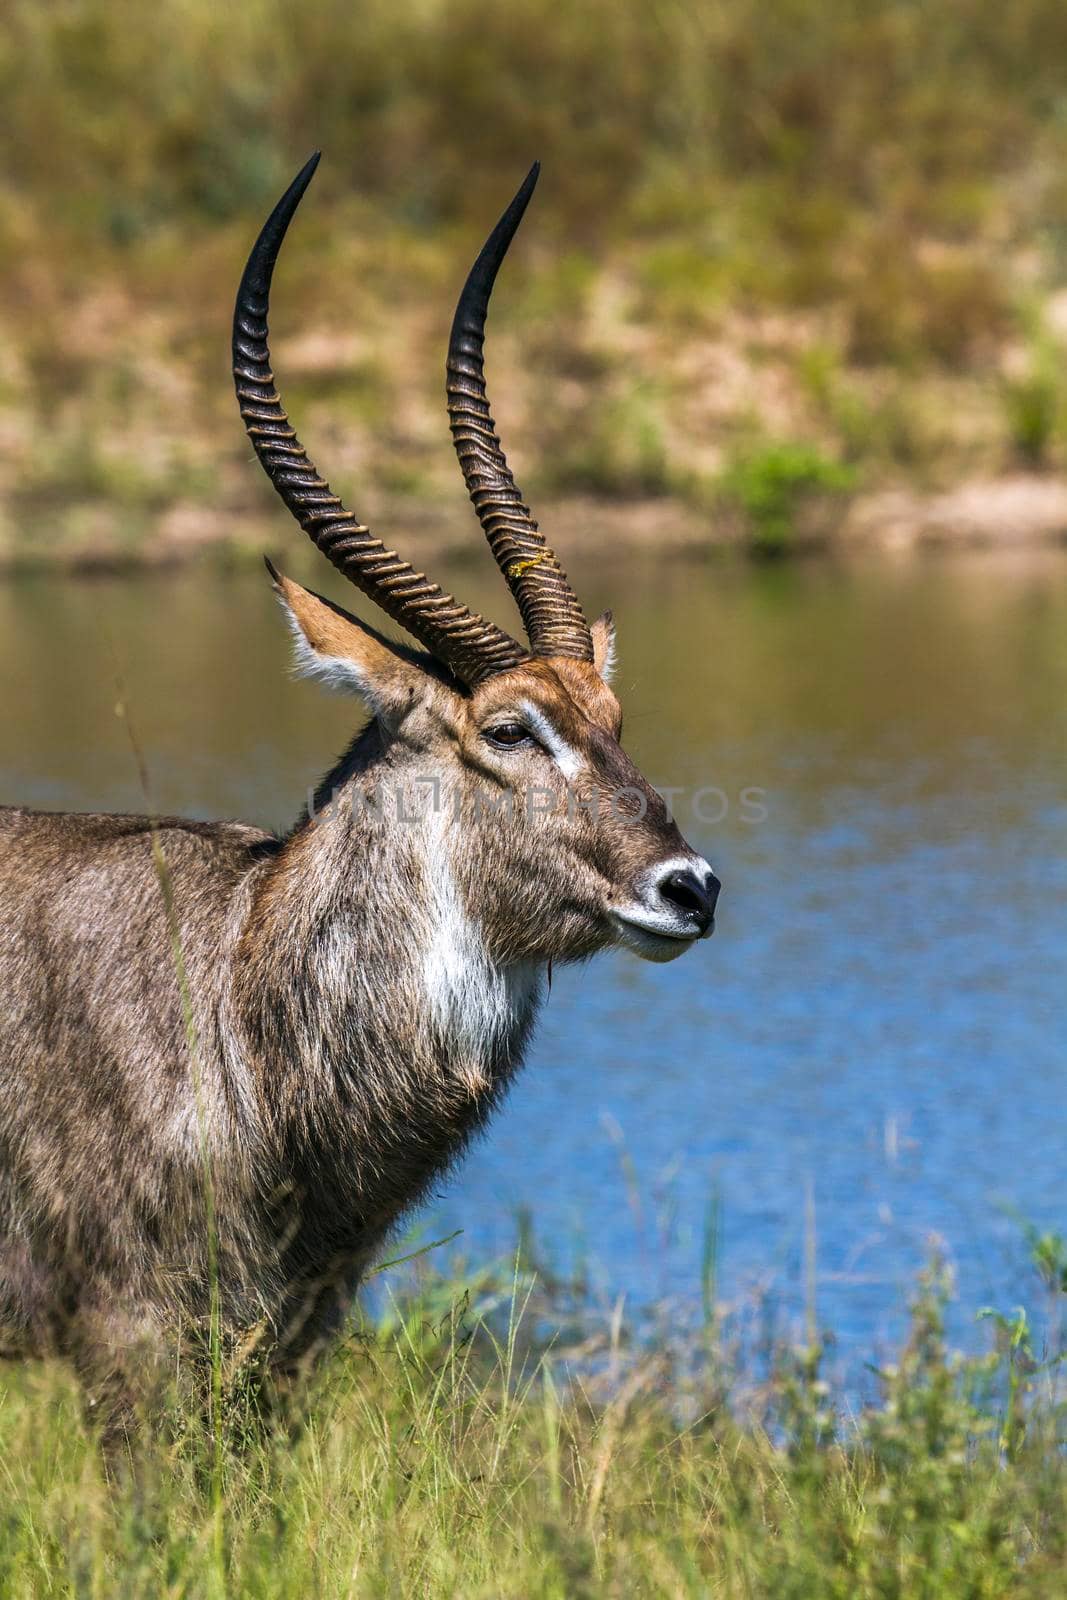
[483,721,532,750]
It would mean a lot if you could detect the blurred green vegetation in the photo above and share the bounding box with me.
[719,443,857,555]
[4,0,1067,563]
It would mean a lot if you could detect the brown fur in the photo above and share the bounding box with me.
[0,576,714,1425]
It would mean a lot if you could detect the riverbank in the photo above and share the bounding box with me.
[9,0,1067,573]
[4,477,1067,577]
[7,253,1067,572]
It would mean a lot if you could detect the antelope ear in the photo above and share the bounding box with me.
[267,561,434,726]
[590,610,616,684]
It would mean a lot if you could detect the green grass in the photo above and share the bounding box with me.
[0,1243,1065,1597]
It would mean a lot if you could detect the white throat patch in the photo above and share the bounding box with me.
[420,807,539,1092]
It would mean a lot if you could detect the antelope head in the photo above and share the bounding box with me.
[233,156,719,967]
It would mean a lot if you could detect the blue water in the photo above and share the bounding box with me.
[433,768,1066,1382]
[1,547,1064,1382]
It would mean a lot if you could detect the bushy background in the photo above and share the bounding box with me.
[5,0,1067,566]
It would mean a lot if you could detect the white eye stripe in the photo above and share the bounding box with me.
[517,701,584,781]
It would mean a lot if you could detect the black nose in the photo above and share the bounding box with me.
[658,867,720,935]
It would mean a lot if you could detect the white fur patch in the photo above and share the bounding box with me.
[278,599,372,698]
[594,625,617,684]
[420,807,539,1090]
[609,851,717,961]
[518,701,583,781]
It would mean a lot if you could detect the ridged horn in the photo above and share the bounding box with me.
[233,153,527,687]
[447,163,594,663]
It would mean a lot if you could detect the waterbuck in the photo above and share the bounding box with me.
[0,157,718,1419]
